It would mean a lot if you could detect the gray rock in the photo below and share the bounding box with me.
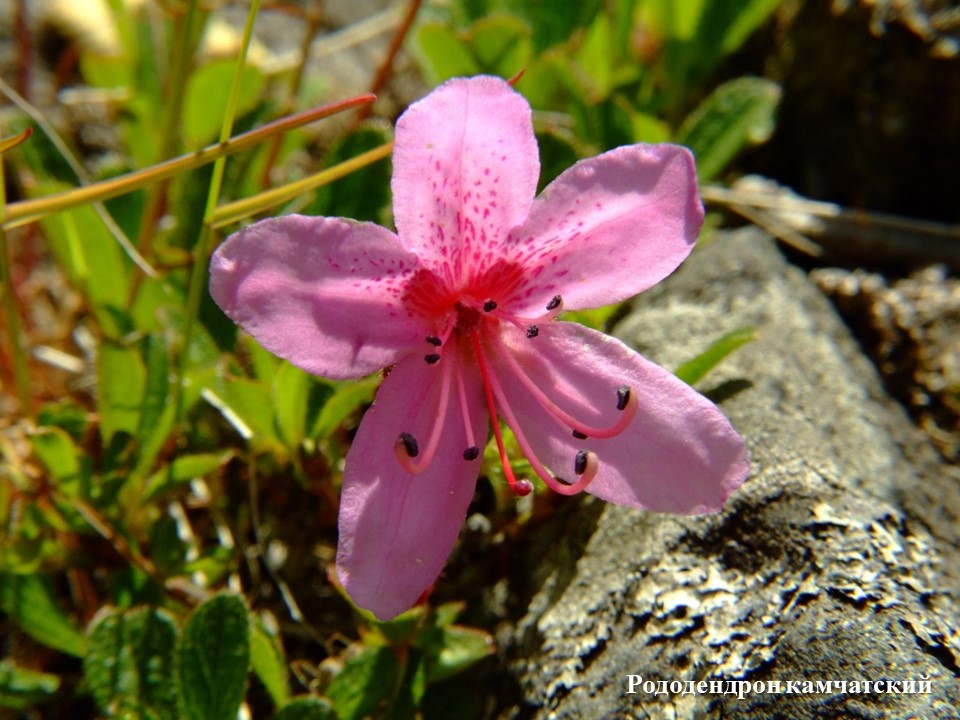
[497,228,960,719]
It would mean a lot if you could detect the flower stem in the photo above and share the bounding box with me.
[1,97,375,231]
[135,0,205,260]
[354,0,422,125]
[210,141,394,228]
[172,0,262,431]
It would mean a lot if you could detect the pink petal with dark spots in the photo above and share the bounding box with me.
[210,215,425,380]
[502,144,703,313]
[492,322,749,514]
[391,76,539,281]
[336,348,488,620]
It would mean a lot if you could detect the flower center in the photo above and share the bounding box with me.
[396,264,636,497]
[453,302,483,334]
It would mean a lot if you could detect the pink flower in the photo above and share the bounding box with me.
[210,76,749,620]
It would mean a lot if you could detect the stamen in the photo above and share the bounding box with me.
[424,353,441,364]
[526,325,540,338]
[493,334,639,439]
[454,351,479,452]
[463,446,480,461]
[483,299,498,312]
[426,336,443,346]
[488,363,597,496]
[469,332,533,497]
[394,432,420,470]
[490,294,565,331]
[394,353,453,474]
[574,449,588,475]
[470,333,600,495]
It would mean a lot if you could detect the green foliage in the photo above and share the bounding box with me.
[674,326,759,386]
[0,661,61,710]
[250,616,292,709]
[273,696,339,720]
[176,593,251,720]
[85,606,180,720]
[306,126,392,224]
[325,646,398,720]
[183,61,266,149]
[0,574,87,657]
[419,0,785,174]
[417,14,533,84]
[677,77,781,182]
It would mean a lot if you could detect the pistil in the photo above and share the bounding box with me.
[470,330,597,496]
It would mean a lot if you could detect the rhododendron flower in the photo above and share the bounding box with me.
[210,76,749,620]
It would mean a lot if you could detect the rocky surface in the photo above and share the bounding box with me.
[745,0,960,223]
[495,228,960,719]
[814,265,960,461]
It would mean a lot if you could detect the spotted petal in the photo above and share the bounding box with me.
[492,322,748,514]
[391,76,539,277]
[210,215,425,380]
[502,144,703,313]
[336,347,488,620]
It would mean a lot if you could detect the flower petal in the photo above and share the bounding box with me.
[502,144,703,313]
[391,76,539,280]
[491,322,748,514]
[210,215,425,380]
[336,344,488,620]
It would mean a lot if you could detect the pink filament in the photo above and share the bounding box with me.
[492,332,637,439]
[470,331,595,496]
[490,295,565,331]
[470,332,533,496]
[454,353,478,452]
[394,351,453,475]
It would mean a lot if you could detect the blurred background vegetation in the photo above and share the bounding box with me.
[0,0,957,718]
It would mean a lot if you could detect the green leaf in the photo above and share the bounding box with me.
[245,334,280,380]
[0,660,60,710]
[573,13,614,98]
[431,602,464,629]
[374,606,426,647]
[97,340,146,446]
[177,592,250,720]
[37,182,132,337]
[501,0,603,52]
[307,126,392,224]
[428,626,494,683]
[326,645,398,720]
[85,606,180,720]
[183,61,265,148]
[272,696,338,720]
[137,334,170,448]
[310,377,378,441]
[673,326,758,386]
[677,77,781,182]
[416,23,478,84]
[273,362,311,451]
[212,378,281,446]
[37,400,89,441]
[28,427,81,485]
[250,615,290,709]
[469,14,533,77]
[143,452,231,502]
[0,573,86,657]
[535,131,581,193]
[712,0,785,56]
